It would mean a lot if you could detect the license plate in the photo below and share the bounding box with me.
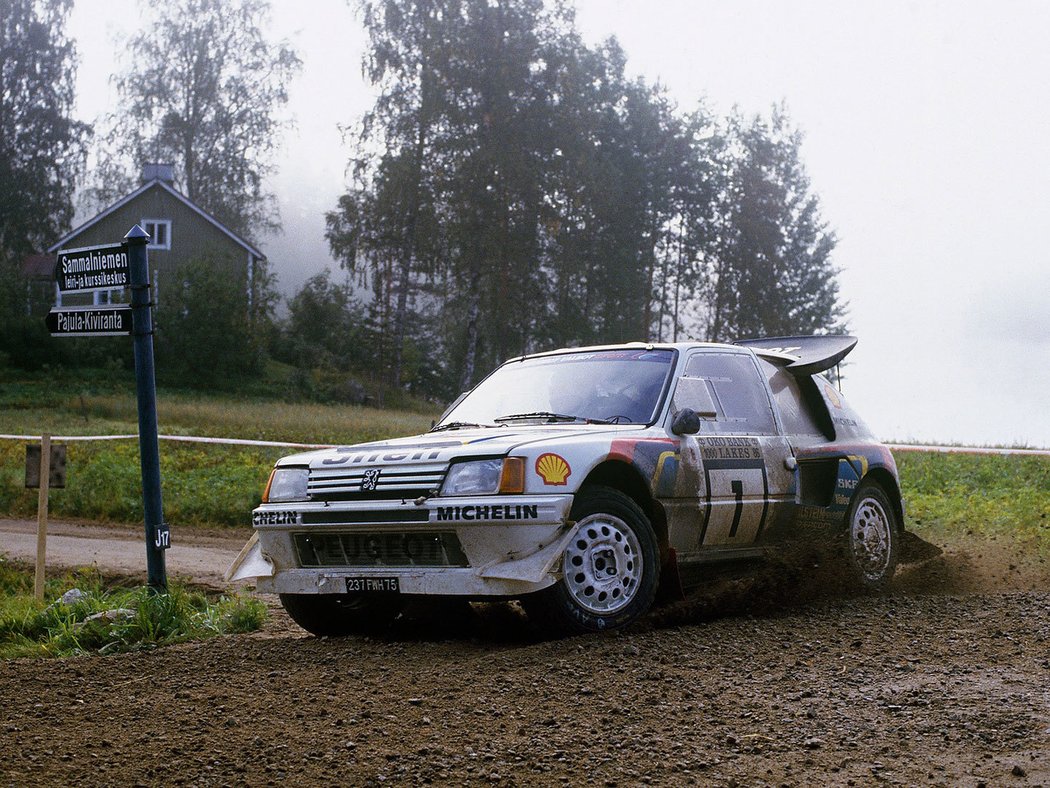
[345,577,400,594]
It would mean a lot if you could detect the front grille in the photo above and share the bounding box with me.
[294,532,469,568]
[308,463,447,500]
[301,510,430,526]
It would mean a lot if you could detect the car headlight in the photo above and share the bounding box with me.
[263,467,309,502]
[441,458,524,496]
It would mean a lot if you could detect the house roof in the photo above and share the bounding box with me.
[47,179,266,260]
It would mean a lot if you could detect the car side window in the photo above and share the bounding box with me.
[681,352,777,435]
[757,358,834,439]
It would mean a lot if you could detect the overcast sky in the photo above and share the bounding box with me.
[68,0,1050,448]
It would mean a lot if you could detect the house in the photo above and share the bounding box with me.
[46,164,266,309]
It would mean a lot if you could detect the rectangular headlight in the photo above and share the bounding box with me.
[441,458,524,496]
[263,467,309,502]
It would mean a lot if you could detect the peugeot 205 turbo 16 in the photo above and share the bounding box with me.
[228,336,931,635]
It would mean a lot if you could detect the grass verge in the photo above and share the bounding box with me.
[0,555,266,659]
[0,371,438,528]
[896,451,1050,552]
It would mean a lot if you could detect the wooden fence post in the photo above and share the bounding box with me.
[34,433,51,602]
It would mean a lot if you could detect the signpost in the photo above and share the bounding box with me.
[46,229,169,591]
[54,242,130,293]
[45,306,132,337]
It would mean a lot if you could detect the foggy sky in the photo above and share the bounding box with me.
[69,0,1050,447]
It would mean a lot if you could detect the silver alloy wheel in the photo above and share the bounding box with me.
[563,512,644,615]
[850,494,893,582]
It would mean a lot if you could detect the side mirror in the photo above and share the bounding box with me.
[671,408,702,435]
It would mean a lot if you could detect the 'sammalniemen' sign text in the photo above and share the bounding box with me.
[54,243,130,293]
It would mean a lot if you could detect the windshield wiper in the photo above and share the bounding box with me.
[494,411,583,424]
[429,421,486,432]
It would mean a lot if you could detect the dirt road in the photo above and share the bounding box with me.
[1,522,1049,786]
[0,518,245,589]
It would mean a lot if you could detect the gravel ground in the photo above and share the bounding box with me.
[1,533,1048,787]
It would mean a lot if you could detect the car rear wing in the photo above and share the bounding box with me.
[734,335,857,376]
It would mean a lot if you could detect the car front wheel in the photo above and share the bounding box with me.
[524,486,660,635]
[844,481,899,589]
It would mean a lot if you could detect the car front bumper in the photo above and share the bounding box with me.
[229,494,576,597]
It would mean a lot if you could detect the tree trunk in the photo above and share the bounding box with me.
[460,269,482,390]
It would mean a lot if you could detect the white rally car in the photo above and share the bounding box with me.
[229,337,927,635]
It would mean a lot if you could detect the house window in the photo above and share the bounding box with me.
[143,219,171,250]
[55,286,124,308]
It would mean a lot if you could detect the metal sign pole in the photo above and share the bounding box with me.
[126,225,168,591]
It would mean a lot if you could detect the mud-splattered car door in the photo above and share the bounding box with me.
[669,349,795,558]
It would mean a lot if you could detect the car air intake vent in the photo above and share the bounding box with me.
[294,532,469,568]
[307,463,447,500]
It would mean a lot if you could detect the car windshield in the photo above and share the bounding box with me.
[439,349,675,427]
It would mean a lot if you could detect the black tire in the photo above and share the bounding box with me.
[523,486,660,635]
[278,593,402,637]
[844,480,900,590]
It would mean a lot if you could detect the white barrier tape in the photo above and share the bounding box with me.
[1,433,1046,456]
[158,435,333,449]
[0,433,333,449]
[0,434,139,442]
[887,443,1050,457]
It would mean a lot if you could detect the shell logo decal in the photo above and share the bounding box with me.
[824,384,843,409]
[535,453,571,486]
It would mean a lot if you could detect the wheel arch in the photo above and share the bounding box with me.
[861,467,904,530]
[580,460,670,560]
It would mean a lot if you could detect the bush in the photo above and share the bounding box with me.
[155,255,268,386]
[0,555,267,658]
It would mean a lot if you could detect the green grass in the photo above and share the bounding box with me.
[0,555,266,659]
[896,452,1050,551]
[0,370,439,527]
[0,369,437,444]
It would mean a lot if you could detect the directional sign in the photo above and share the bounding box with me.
[54,242,130,293]
[45,305,132,337]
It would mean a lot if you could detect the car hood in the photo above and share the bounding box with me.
[275,425,638,469]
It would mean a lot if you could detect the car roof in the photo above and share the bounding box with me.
[509,336,855,377]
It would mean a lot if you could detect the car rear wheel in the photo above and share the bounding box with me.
[523,486,659,635]
[844,481,899,589]
[279,593,402,637]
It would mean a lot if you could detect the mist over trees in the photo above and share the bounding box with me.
[0,0,90,366]
[326,0,844,397]
[3,0,844,402]
[0,0,88,261]
[89,0,300,241]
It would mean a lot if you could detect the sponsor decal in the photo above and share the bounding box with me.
[608,438,680,497]
[696,436,763,461]
[824,385,843,409]
[535,453,571,485]
[323,435,520,465]
[253,510,300,526]
[435,504,540,522]
[361,468,382,491]
[796,505,838,526]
